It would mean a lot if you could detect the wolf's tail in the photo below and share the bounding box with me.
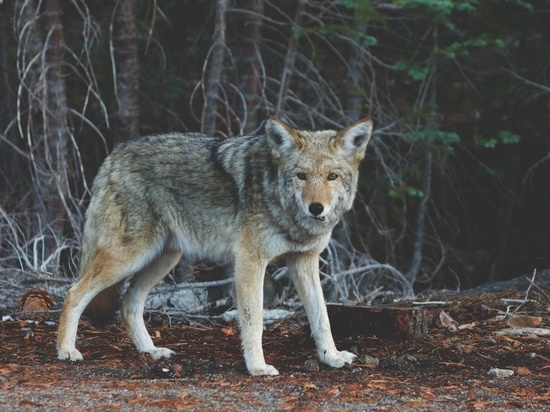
[80,229,123,327]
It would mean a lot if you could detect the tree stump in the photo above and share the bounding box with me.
[327,304,432,338]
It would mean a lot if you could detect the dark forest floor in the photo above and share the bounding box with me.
[1,285,549,411]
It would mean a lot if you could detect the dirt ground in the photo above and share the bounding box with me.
[1,288,549,411]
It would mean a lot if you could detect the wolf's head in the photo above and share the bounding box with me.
[266,117,373,232]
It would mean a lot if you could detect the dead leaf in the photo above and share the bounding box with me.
[439,310,458,332]
[328,386,340,396]
[515,366,532,376]
[172,364,183,377]
[507,316,541,329]
[221,327,235,336]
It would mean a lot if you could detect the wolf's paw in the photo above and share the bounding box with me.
[248,363,280,376]
[145,347,176,360]
[57,347,84,362]
[320,350,356,368]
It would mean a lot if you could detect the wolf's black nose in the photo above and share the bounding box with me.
[309,203,324,217]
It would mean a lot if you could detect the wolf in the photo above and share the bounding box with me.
[57,116,374,376]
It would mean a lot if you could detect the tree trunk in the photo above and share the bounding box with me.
[42,0,70,238]
[274,0,306,118]
[0,1,17,184]
[406,23,438,283]
[113,0,140,142]
[406,151,432,283]
[238,0,264,135]
[346,16,367,122]
[15,0,71,262]
[202,0,227,136]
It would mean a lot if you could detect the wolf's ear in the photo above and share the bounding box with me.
[333,118,374,163]
[266,117,304,157]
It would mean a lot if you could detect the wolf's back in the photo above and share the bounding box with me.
[76,133,267,324]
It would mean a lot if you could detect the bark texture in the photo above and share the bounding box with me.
[113,0,140,142]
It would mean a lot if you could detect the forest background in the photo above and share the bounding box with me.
[0,0,549,305]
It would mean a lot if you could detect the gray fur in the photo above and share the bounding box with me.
[57,117,374,376]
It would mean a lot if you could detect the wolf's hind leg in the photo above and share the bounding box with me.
[57,248,144,361]
[287,252,356,368]
[120,249,182,359]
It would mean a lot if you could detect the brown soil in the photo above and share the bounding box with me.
[1,289,549,411]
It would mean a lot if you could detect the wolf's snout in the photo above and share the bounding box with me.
[308,203,324,217]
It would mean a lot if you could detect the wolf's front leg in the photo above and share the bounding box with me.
[287,251,356,368]
[234,251,278,376]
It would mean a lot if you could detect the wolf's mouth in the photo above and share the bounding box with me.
[311,216,326,222]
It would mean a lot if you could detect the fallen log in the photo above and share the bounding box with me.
[442,269,550,296]
[327,304,435,338]
[495,327,550,337]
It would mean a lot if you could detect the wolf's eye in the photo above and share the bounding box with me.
[327,173,338,181]
[296,172,307,181]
